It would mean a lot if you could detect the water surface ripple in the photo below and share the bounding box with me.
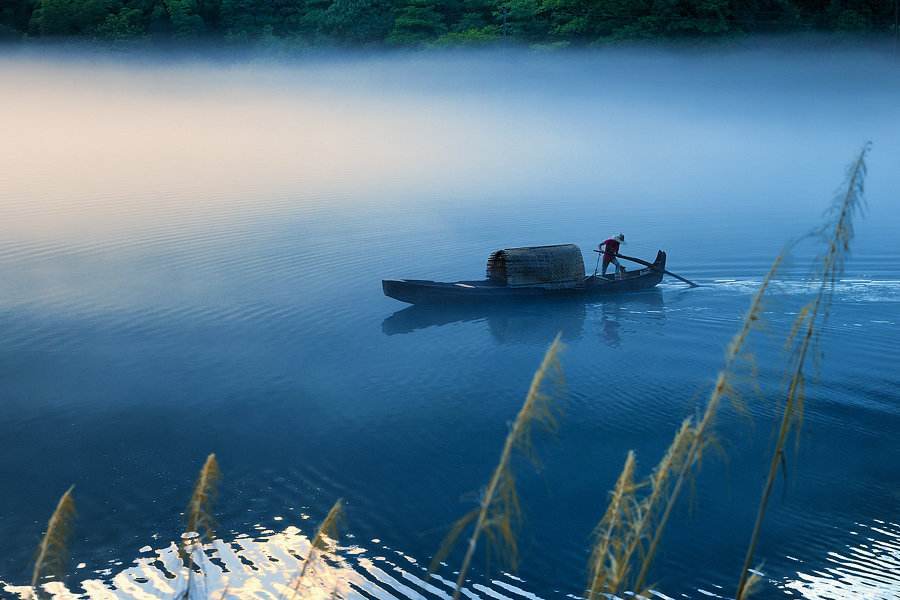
[1,50,899,599]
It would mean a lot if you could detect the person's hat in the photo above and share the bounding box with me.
[615,233,625,243]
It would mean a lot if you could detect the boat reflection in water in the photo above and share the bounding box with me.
[382,290,665,346]
[594,289,667,347]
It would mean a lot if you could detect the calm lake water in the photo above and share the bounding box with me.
[1,47,899,599]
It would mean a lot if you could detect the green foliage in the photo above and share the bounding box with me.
[496,0,550,39]
[831,6,873,31]
[95,7,145,39]
[220,0,303,40]
[435,25,501,44]
[388,0,447,45]
[1,0,34,35]
[320,0,396,44]
[30,0,110,35]
[164,0,204,37]
[450,0,494,30]
[0,23,19,38]
[1,0,897,47]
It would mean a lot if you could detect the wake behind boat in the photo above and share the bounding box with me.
[382,244,673,305]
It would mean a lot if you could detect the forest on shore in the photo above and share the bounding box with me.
[1,0,899,47]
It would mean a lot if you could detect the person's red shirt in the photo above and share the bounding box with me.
[602,238,620,259]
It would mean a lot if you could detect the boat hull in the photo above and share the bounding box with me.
[383,251,667,305]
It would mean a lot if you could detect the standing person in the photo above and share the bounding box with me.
[599,233,626,277]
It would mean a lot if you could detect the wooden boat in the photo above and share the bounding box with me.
[382,244,667,305]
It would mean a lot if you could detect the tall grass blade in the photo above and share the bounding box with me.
[628,420,694,592]
[31,485,76,594]
[627,252,783,593]
[285,499,344,600]
[585,417,695,598]
[586,451,638,600]
[735,143,870,598]
[186,453,221,541]
[737,568,762,600]
[437,334,564,600]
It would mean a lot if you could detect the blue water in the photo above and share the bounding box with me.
[1,48,899,599]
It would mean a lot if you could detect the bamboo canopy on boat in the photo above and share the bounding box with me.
[486,244,585,288]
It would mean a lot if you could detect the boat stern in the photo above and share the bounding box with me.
[654,250,667,270]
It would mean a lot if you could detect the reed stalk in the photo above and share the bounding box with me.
[613,419,694,595]
[285,499,343,600]
[30,485,76,595]
[627,253,783,594]
[586,451,638,600]
[434,334,564,600]
[735,143,869,599]
[585,248,782,597]
[186,453,221,541]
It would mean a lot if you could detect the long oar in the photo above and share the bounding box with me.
[594,250,699,288]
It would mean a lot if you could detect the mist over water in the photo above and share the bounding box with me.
[1,47,899,598]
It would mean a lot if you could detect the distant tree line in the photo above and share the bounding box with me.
[0,0,898,46]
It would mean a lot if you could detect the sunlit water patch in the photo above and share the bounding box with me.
[780,519,900,599]
[6,518,899,599]
[2,527,570,600]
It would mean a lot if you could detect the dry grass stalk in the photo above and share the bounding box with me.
[434,334,564,600]
[186,453,221,541]
[586,451,638,600]
[627,253,784,594]
[285,499,344,600]
[737,568,762,600]
[30,485,76,594]
[586,418,695,598]
[584,248,782,598]
[627,420,694,591]
[735,143,870,599]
